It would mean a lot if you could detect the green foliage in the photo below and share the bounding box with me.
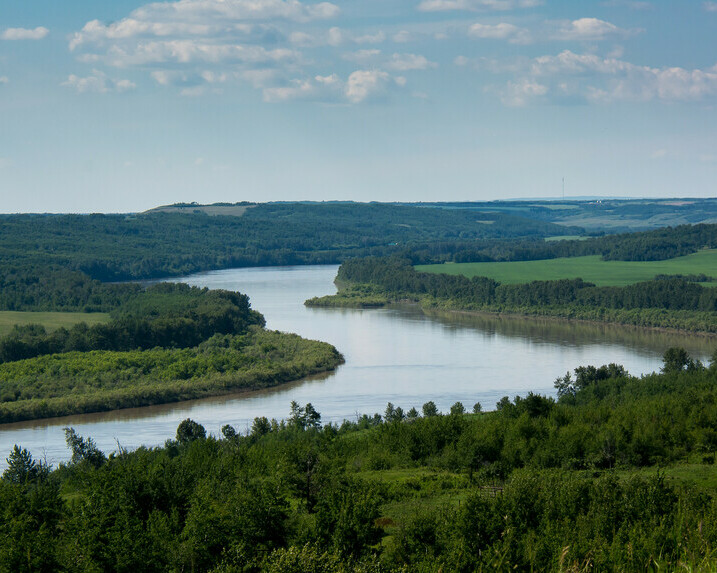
[288,401,322,430]
[64,427,106,468]
[0,204,568,285]
[176,419,206,443]
[422,401,438,417]
[662,346,703,374]
[0,283,264,364]
[0,329,343,422]
[3,446,47,484]
[319,256,717,332]
[5,359,717,570]
[449,402,465,416]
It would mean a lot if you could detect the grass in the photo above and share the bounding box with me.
[0,311,110,337]
[416,249,717,287]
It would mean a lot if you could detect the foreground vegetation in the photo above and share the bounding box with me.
[0,328,342,423]
[308,256,717,333]
[0,283,342,422]
[3,349,717,571]
[416,249,717,287]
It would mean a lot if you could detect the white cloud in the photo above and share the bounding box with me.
[327,26,344,46]
[353,31,385,44]
[263,79,315,101]
[0,158,13,169]
[345,70,391,103]
[704,2,717,11]
[498,78,548,105]
[651,149,668,159]
[61,70,137,93]
[1,27,49,40]
[552,18,628,42]
[418,0,541,13]
[70,0,339,50]
[487,50,717,105]
[262,69,401,104]
[101,40,299,67]
[0,76,8,84]
[387,53,437,71]
[469,22,531,43]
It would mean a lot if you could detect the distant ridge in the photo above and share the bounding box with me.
[145,202,256,216]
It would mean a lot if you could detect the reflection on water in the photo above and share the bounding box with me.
[1,264,714,470]
[423,309,716,359]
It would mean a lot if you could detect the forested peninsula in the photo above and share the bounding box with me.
[306,224,717,334]
[0,283,343,423]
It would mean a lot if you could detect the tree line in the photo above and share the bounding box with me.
[311,256,717,331]
[0,283,264,364]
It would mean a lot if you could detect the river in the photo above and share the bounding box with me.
[1,264,714,470]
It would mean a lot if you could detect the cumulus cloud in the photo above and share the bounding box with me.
[345,70,391,102]
[386,53,437,71]
[1,27,49,40]
[552,18,628,41]
[468,22,531,43]
[467,18,631,45]
[70,0,338,50]
[704,2,717,11]
[499,78,548,105]
[418,0,541,13]
[490,50,717,105]
[262,69,402,103]
[98,40,298,67]
[62,0,433,104]
[61,70,136,93]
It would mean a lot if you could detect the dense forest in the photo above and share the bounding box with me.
[0,203,571,283]
[3,350,717,571]
[307,256,717,332]
[0,283,264,363]
[399,223,717,267]
[0,283,343,422]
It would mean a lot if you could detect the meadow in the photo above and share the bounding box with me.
[416,249,717,287]
[0,311,109,337]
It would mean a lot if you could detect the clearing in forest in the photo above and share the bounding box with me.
[416,249,717,287]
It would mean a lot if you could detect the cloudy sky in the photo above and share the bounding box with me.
[1,0,716,212]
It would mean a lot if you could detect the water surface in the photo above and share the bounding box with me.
[1,265,713,470]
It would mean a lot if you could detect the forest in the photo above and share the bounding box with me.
[307,254,717,332]
[3,350,717,571]
[0,283,343,422]
[0,202,571,283]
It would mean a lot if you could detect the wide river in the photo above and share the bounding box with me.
[1,264,715,470]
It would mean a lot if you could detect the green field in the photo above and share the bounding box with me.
[416,249,717,287]
[0,311,110,337]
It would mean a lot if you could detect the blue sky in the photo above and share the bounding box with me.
[1,0,716,212]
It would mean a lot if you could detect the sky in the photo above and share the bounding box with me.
[1,0,716,213]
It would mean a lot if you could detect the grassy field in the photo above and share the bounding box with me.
[416,249,717,287]
[0,311,110,337]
